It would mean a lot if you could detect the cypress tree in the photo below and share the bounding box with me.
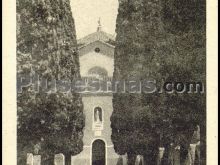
[111,0,205,164]
[17,1,84,164]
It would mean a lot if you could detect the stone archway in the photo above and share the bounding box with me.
[92,139,106,165]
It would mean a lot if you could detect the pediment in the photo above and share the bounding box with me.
[78,40,114,58]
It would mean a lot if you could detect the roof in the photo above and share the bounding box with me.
[78,40,115,50]
[78,40,115,58]
[77,30,116,47]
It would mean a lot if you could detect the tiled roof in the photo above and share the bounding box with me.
[77,30,115,46]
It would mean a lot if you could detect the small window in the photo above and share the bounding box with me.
[95,47,100,53]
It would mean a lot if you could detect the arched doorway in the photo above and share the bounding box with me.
[92,139,106,165]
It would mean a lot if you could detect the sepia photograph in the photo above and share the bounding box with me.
[2,0,218,165]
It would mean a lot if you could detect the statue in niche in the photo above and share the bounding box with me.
[94,107,102,124]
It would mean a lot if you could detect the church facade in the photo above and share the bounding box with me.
[71,25,120,165]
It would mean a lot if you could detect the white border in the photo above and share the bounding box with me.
[3,0,17,165]
[207,0,218,164]
[2,0,218,165]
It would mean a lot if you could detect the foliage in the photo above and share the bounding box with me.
[111,0,206,164]
[17,0,84,164]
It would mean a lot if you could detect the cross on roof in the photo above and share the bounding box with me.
[97,17,102,32]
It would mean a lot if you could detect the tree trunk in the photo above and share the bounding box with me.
[161,145,170,165]
[41,154,54,165]
[144,147,159,165]
[127,152,136,165]
[65,155,71,165]
[180,144,189,165]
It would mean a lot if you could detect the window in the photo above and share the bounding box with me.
[95,47,101,53]
[88,66,108,79]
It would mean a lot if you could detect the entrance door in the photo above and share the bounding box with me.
[92,139,106,165]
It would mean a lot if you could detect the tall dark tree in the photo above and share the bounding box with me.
[159,1,206,164]
[111,0,206,164]
[111,0,165,164]
[17,0,84,165]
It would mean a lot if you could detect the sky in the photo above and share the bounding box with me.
[70,0,119,39]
